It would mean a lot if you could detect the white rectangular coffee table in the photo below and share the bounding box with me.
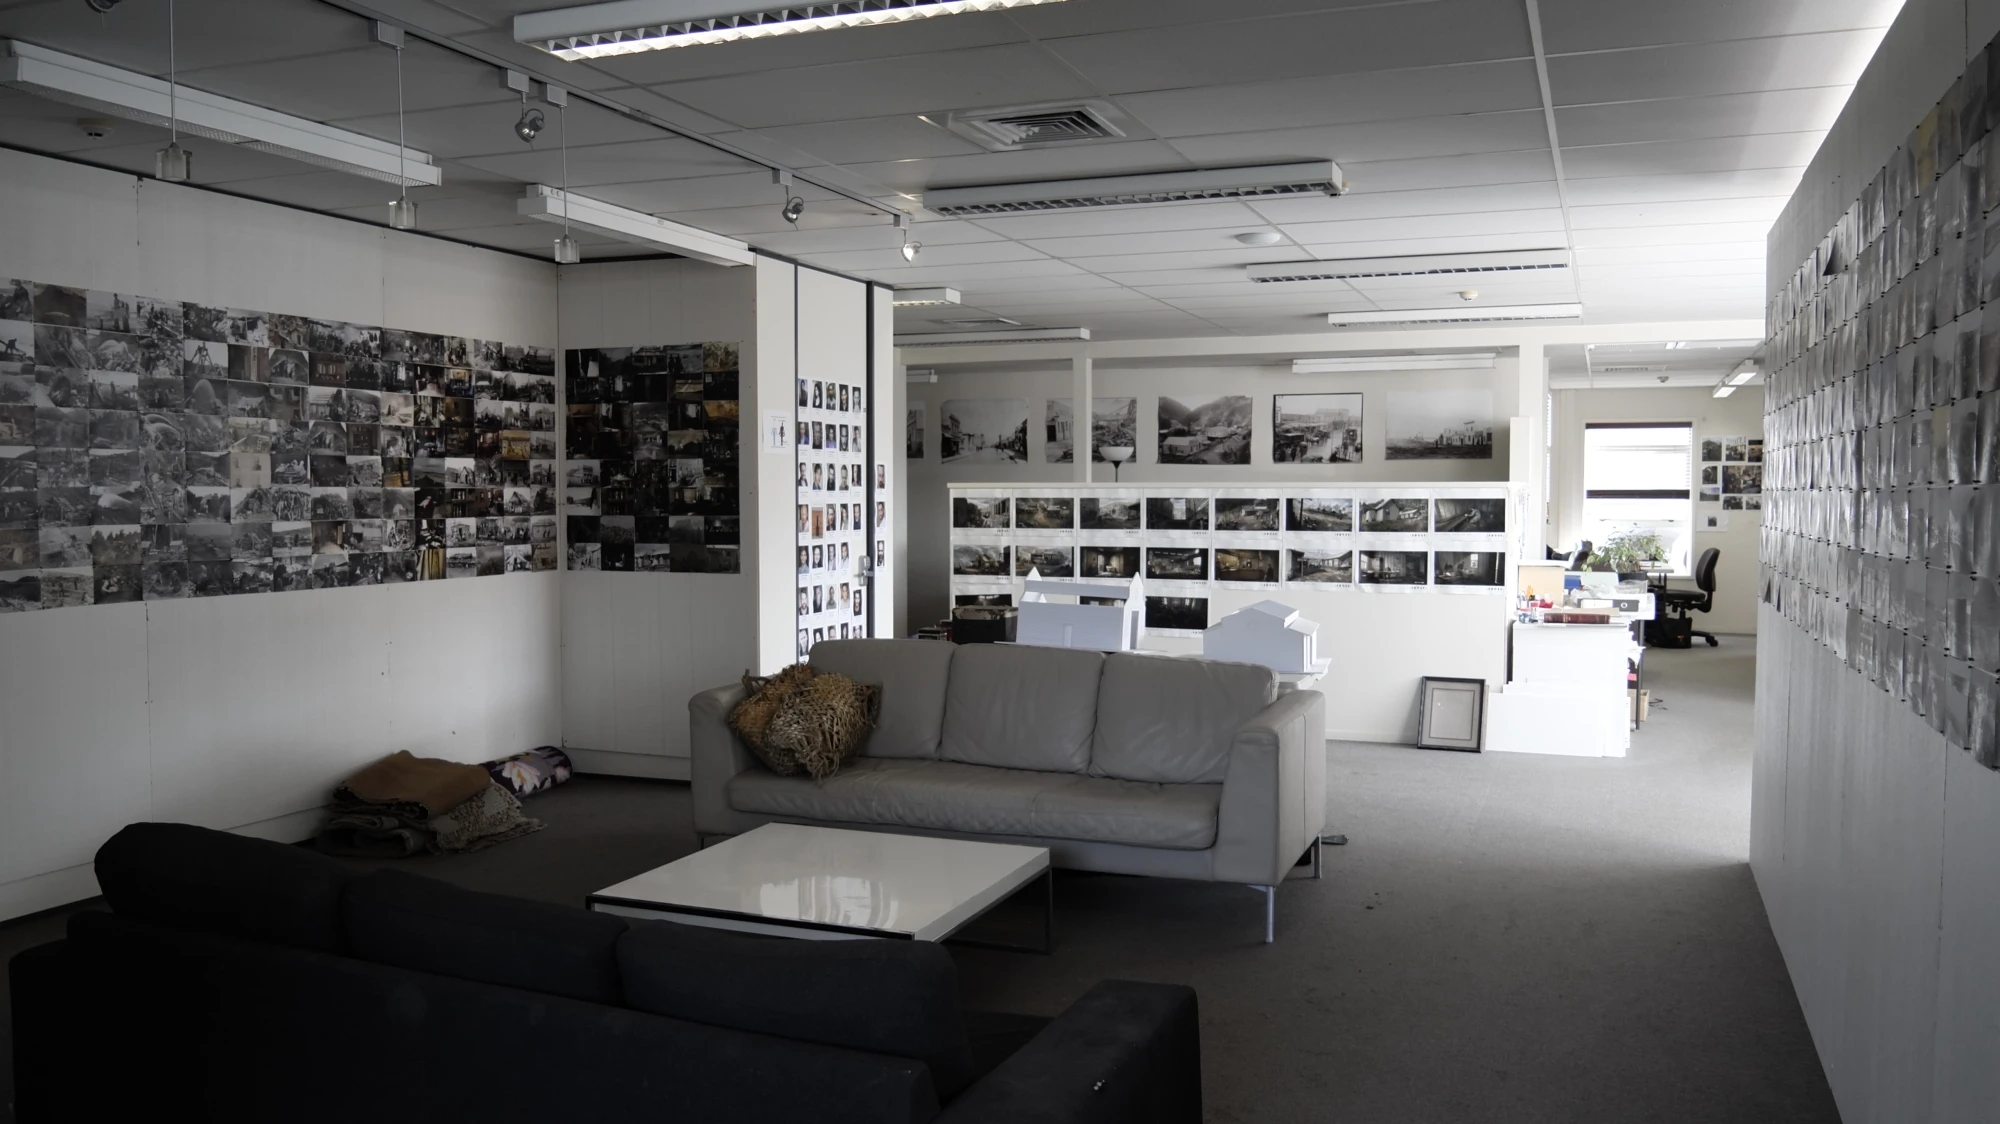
[587,823,1052,949]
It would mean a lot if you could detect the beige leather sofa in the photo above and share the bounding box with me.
[690,639,1327,941]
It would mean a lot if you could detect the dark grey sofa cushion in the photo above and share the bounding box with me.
[617,917,979,1099]
[1091,653,1277,783]
[940,643,1105,773]
[94,822,356,954]
[809,638,956,759]
[342,869,628,1004]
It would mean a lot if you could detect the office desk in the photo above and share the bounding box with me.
[1486,621,1640,757]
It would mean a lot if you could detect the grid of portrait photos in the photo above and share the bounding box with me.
[796,372,873,660]
[0,276,563,612]
[1699,433,1766,510]
[947,485,1511,638]
[1762,30,2000,770]
[561,344,740,575]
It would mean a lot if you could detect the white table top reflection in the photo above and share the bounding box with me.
[588,823,1050,941]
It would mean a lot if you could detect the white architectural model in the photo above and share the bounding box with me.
[1017,570,1144,652]
[1204,600,1329,674]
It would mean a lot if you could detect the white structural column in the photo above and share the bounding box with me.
[1072,352,1093,483]
[753,256,799,673]
[1513,338,1550,560]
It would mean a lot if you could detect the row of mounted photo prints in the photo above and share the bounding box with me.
[796,371,873,658]
[950,544,1506,591]
[950,494,1505,535]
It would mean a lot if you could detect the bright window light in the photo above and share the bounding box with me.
[1582,423,1693,575]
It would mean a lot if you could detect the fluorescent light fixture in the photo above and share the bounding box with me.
[1712,384,1737,398]
[1727,365,1759,386]
[923,161,1344,217]
[1292,352,1498,374]
[895,327,1090,346]
[891,287,961,307]
[1327,303,1582,327]
[0,41,439,186]
[518,0,1068,59]
[1249,249,1570,283]
[517,185,754,267]
[906,368,938,383]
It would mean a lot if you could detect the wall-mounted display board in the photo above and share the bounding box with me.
[948,483,1510,639]
[1760,35,2000,770]
[0,276,560,612]
[796,371,870,659]
[562,343,741,575]
[1698,434,1765,509]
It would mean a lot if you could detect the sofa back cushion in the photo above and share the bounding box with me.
[1091,653,1277,783]
[808,639,955,759]
[939,643,1105,774]
[618,918,978,1099]
[94,822,355,954]
[342,869,628,1004]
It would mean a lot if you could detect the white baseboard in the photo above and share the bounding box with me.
[565,746,690,781]
[1325,728,1413,745]
[0,863,100,924]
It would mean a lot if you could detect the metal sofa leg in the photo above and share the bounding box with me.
[1312,838,1323,879]
[1250,885,1275,943]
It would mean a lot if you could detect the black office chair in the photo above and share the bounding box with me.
[1569,539,1593,571]
[1654,547,1720,647]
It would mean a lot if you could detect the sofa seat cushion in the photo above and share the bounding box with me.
[808,639,955,759]
[1091,653,1277,784]
[939,643,1105,773]
[726,758,1220,850]
[95,822,356,954]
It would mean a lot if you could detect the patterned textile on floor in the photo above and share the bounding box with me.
[429,783,544,853]
[483,745,574,798]
[317,750,517,858]
[317,811,429,858]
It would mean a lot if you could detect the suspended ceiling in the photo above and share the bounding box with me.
[0,0,1904,340]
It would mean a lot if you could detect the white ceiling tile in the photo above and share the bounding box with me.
[1295,233,1575,258]
[1574,243,1765,265]
[963,201,1269,240]
[455,138,754,187]
[797,242,1051,272]
[1546,30,1888,107]
[1096,267,1279,287]
[1169,110,1551,166]
[1570,222,1775,248]
[1156,294,1381,313]
[854,259,1093,283]
[591,172,855,213]
[1562,168,1808,207]
[1336,150,1559,192]
[1554,87,1852,148]
[750,220,1003,255]
[838,140,1196,195]
[1534,0,1898,54]
[330,100,673,160]
[732,116,986,167]
[1021,228,1308,259]
[1248,181,1564,223]
[1058,246,1308,274]
[1567,197,1787,229]
[0,0,371,75]
[946,274,1127,294]
[191,41,514,123]
[1281,209,1568,245]
[1116,59,1543,137]
[1560,132,1828,182]
[576,10,1026,86]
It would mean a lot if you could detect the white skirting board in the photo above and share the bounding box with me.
[565,746,691,782]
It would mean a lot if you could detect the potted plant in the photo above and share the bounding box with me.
[1596,529,1666,573]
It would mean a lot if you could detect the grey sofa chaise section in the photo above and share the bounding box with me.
[691,639,1326,941]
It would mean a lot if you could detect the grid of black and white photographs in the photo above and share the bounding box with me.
[1384,389,1494,460]
[0,274,560,612]
[563,343,740,576]
[1272,393,1362,463]
[1760,29,2000,768]
[1045,397,1138,463]
[1699,432,1765,510]
[945,484,1511,635]
[1157,394,1252,464]
[796,370,869,659]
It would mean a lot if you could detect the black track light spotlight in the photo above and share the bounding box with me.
[514,105,545,144]
[782,195,806,225]
[896,213,921,261]
[85,0,121,12]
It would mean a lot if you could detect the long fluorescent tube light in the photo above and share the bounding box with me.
[923,161,1344,217]
[0,41,439,186]
[1293,352,1498,373]
[518,0,1068,59]
[1327,303,1582,326]
[892,287,961,307]
[517,185,754,267]
[1727,366,1759,386]
[1712,384,1737,398]
[895,327,1089,346]
[1251,250,1570,283]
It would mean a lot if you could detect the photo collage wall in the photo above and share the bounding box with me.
[949,485,1510,637]
[1761,30,2000,769]
[561,344,741,574]
[1699,433,1765,509]
[0,276,561,613]
[797,371,874,659]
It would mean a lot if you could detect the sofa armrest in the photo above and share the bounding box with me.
[689,682,756,838]
[937,980,1200,1124]
[1213,689,1326,886]
[11,938,92,1121]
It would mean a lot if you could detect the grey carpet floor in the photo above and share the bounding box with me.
[2,639,1835,1123]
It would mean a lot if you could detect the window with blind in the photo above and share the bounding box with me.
[1582,422,1693,574]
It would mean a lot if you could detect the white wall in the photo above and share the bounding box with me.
[0,149,562,922]
[1549,385,1765,635]
[1757,2,2000,1120]
[555,258,760,781]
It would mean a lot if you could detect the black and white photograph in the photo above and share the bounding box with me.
[1014,545,1074,577]
[1215,547,1280,583]
[1272,393,1362,463]
[1288,548,1353,584]
[1076,544,1138,579]
[940,399,1027,464]
[1385,390,1493,460]
[952,543,1009,576]
[1286,497,1352,531]
[951,496,1009,529]
[1433,497,1506,533]
[1701,437,1724,462]
[1359,550,1429,585]
[1145,595,1208,631]
[1360,497,1429,532]
[1214,497,1280,531]
[906,402,924,459]
[1080,497,1141,529]
[1723,436,1749,462]
[1434,551,1504,586]
[1723,464,1763,494]
[1146,496,1209,530]
[1013,496,1074,529]
[1146,547,1208,580]
[1045,397,1137,463]
[1157,394,1252,465]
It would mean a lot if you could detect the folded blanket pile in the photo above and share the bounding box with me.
[318,750,544,858]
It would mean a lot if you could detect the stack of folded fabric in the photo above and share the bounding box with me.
[318,750,544,858]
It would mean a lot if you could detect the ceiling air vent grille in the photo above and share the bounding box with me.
[949,104,1125,152]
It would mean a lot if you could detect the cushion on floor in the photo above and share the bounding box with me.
[939,643,1106,773]
[1090,652,1277,784]
[342,869,627,1004]
[617,917,979,1100]
[726,757,1221,850]
[807,639,957,760]
[94,822,356,954]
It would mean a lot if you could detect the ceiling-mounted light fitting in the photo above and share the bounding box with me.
[891,287,961,307]
[85,0,121,12]
[378,21,416,231]
[1727,362,1760,386]
[1326,303,1582,327]
[552,85,577,263]
[922,161,1344,217]
[553,234,582,264]
[153,0,190,183]
[897,213,921,261]
[1712,384,1737,399]
[1292,353,1498,374]
[518,185,755,266]
[894,326,1090,346]
[517,0,1072,59]
[772,168,804,225]
[1235,231,1282,247]
[514,103,544,143]
[1247,249,1571,284]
